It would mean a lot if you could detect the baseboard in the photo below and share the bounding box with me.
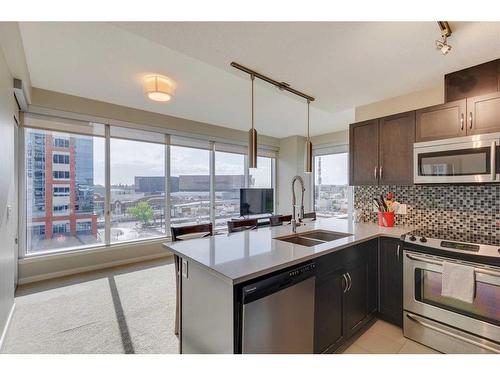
[18,253,173,285]
[0,302,15,353]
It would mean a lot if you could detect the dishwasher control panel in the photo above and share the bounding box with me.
[289,263,316,277]
[242,262,316,304]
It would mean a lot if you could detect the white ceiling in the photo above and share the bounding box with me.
[19,22,500,138]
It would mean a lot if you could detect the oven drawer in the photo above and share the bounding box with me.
[404,312,500,354]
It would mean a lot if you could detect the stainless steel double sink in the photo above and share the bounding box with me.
[275,229,352,247]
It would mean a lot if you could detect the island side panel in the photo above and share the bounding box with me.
[180,257,234,354]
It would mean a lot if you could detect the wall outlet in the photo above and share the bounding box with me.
[396,204,407,215]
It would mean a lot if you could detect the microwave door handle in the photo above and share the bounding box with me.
[492,141,497,181]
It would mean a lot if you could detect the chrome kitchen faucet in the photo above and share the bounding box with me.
[291,175,305,233]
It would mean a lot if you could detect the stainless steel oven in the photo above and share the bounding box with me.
[403,250,500,353]
[414,132,500,184]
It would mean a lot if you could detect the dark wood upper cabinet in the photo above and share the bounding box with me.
[445,59,500,102]
[350,113,414,186]
[415,99,466,142]
[378,238,403,327]
[349,119,379,186]
[379,111,415,185]
[467,92,500,135]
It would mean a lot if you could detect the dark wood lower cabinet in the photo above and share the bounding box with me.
[314,270,345,353]
[314,241,378,353]
[343,257,369,337]
[378,237,403,327]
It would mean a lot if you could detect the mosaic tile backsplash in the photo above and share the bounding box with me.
[354,185,500,245]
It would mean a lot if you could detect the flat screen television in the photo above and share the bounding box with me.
[240,188,274,216]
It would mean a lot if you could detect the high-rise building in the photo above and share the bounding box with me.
[26,131,97,240]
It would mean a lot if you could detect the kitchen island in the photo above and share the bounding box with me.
[163,218,409,354]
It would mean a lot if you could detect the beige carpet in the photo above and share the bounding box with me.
[1,257,179,354]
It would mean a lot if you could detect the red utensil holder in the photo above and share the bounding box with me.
[378,212,395,227]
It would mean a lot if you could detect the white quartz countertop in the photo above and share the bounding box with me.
[163,218,410,285]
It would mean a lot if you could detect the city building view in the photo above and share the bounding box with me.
[25,129,273,253]
[25,129,102,253]
[314,153,349,218]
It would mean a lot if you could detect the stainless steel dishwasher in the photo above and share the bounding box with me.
[241,262,316,354]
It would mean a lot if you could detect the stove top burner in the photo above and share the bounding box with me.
[401,227,500,260]
[405,228,499,247]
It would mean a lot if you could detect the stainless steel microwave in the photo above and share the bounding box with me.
[414,133,500,183]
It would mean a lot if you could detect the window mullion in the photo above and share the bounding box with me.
[165,134,171,236]
[104,124,111,246]
[244,154,249,188]
[209,141,216,226]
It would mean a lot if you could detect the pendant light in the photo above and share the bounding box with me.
[230,62,316,171]
[248,74,258,169]
[305,99,313,173]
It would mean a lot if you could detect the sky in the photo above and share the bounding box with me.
[92,139,271,186]
[314,153,348,185]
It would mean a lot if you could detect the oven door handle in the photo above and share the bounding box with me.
[405,253,500,278]
[406,313,500,353]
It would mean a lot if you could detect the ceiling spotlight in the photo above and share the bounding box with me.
[436,37,452,55]
[436,21,452,55]
[143,74,175,102]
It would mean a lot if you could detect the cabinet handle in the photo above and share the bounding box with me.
[346,272,352,292]
[379,165,383,180]
[491,141,496,181]
[374,166,378,180]
[460,113,464,130]
[397,244,401,259]
[469,112,473,129]
[342,273,349,293]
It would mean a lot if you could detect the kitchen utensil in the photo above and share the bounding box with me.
[373,198,382,212]
[380,194,388,211]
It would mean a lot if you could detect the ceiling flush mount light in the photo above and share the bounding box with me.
[143,74,175,102]
[230,62,316,171]
[436,21,452,55]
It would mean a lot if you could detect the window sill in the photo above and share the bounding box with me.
[20,236,172,263]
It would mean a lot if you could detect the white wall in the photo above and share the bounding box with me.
[0,40,17,349]
[277,136,312,215]
[355,85,444,122]
[310,129,348,147]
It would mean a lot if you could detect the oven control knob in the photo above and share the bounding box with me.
[409,235,416,241]
[419,236,427,243]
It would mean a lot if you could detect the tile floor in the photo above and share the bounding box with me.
[343,320,440,354]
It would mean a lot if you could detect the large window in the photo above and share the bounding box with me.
[110,138,165,243]
[22,114,277,256]
[249,156,273,188]
[25,128,105,254]
[215,151,245,227]
[313,152,349,218]
[170,146,210,226]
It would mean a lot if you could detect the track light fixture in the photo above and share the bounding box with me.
[231,62,316,173]
[436,21,452,55]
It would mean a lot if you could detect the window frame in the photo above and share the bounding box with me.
[311,144,352,219]
[19,115,278,258]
